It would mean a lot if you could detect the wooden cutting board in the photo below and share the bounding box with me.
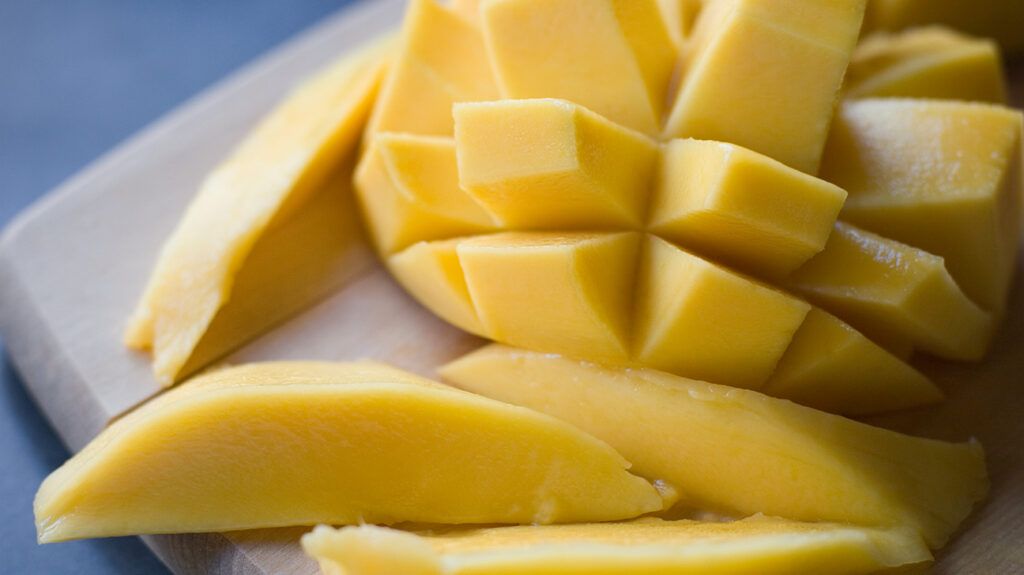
[0,0,1022,571]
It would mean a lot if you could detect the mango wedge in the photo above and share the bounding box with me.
[34,362,667,543]
[481,0,676,135]
[302,517,932,575]
[821,99,1024,313]
[657,0,704,47]
[124,37,392,386]
[846,27,1007,103]
[787,222,994,361]
[441,345,988,549]
[865,0,1024,55]
[665,0,866,172]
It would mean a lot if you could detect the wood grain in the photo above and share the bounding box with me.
[0,0,1021,571]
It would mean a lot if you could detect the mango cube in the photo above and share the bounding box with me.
[845,27,1007,103]
[388,239,485,336]
[303,518,932,575]
[665,0,867,173]
[442,345,988,549]
[787,222,994,361]
[454,99,659,229]
[649,139,847,278]
[367,0,498,136]
[34,362,666,542]
[355,133,496,255]
[481,0,676,135]
[657,0,705,47]
[821,99,1024,313]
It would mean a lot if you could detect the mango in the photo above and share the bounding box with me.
[787,222,994,361]
[764,308,942,415]
[649,139,847,278]
[657,0,705,47]
[34,362,667,543]
[481,0,676,135]
[664,0,867,173]
[821,99,1024,313]
[303,517,932,575]
[367,0,498,136]
[846,27,1006,103]
[454,99,659,229]
[124,37,391,385]
[388,239,486,336]
[355,133,497,255]
[865,0,1024,55]
[450,0,480,24]
[441,345,988,549]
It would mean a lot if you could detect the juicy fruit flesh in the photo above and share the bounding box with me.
[303,517,932,575]
[34,362,666,543]
[441,345,988,549]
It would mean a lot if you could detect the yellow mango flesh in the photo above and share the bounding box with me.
[865,0,1024,54]
[657,0,705,47]
[388,239,486,336]
[665,0,866,173]
[355,133,497,255]
[481,0,676,135]
[787,222,994,361]
[821,99,1024,313]
[124,37,391,386]
[367,0,498,136]
[845,27,1007,103]
[441,345,988,549]
[303,517,932,575]
[764,309,942,415]
[34,362,667,543]
[454,99,659,229]
[649,139,847,278]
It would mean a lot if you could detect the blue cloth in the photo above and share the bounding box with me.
[0,1,357,572]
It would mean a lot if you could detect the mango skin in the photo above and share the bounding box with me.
[441,345,988,549]
[302,517,932,575]
[34,362,667,543]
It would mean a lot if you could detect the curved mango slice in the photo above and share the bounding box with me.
[441,345,988,549]
[34,362,667,543]
[124,37,392,386]
[302,517,931,575]
[846,27,1007,103]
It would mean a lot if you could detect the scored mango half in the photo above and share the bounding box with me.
[441,345,988,549]
[34,362,668,543]
[302,517,932,575]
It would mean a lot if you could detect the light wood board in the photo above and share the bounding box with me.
[0,0,1022,571]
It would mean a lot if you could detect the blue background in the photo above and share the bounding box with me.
[0,1,357,572]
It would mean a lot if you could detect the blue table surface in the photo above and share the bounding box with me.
[0,1,359,572]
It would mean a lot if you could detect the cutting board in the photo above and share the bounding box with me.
[1,0,1022,571]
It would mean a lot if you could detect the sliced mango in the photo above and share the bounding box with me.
[821,99,1024,313]
[367,0,498,136]
[664,0,867,173]
[454,99,659,229]
[303,517,932,575]
[649,139,847,278]
[787,222,994,361]
[657,0,705,47]
[865,0,1024,55]
[34,362,666,543]
[763,308,942,415]
[124,37,392,385]
[481,0,676,135]
[846,27,1006,103]
[442,345,988,549]
[388,239,486,336]
[450,0,481,24]
[355,133,496,255]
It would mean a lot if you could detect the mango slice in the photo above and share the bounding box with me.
[657,0,705,47]
[454,99,659,230]
[388,239,486,336]
[845,27,1007,103]
[787,222,994,361]
[649,139,847,278]
[355,133,497,255]
[821,99,1024,313]
[124,37,391,386]
[664,0,867,173]
[302,517,932,575]
[34,362,667,543]
[367,0,498,136]
[481,0,676,135]
[764,308,942,415]
[441,345,988,549]
[865,0,1024,55]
